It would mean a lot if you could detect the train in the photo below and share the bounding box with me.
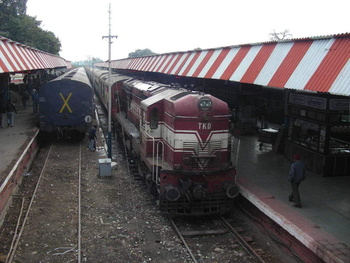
[38,67,94,139]
[86,67,239,216]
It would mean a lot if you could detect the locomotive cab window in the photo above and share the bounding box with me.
[150,107,159,129]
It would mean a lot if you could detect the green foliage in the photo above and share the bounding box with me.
[0,0,61,55]
[128,48,157,58]
[0,0,27,16]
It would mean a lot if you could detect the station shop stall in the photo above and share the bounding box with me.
[284,91,350,176]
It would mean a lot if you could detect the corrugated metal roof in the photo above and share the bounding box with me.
[97,33,350,96]
[0,36,71,73]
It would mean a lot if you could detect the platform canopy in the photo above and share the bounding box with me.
[0,36,71,74]
[96,33,350,97]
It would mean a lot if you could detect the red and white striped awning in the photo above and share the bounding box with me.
[0,36,71,73]
[97,33,350,96]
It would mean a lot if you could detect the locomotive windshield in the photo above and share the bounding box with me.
[150,107,159,129]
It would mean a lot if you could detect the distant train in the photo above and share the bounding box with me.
[38,68,94,139]
[86,67,239,216]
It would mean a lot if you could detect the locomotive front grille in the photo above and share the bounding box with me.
[182,153,220,169]
[183,141,222,155]
[183,141,222,169]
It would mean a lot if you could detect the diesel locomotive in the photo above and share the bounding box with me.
[86,67,239,215]
[38,67,94,139]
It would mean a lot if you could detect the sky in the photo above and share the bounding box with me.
[26,0,349,62]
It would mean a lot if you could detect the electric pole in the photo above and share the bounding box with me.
[102,3,117,159]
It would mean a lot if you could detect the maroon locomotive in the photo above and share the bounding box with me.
[87,68,239,215]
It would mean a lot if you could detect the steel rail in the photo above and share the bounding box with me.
[5,198,25,263]
[169,217,198,263]
[78,143,82,263]
[6,143,54,263]
[220,216,266,263]
[114,87,145,251]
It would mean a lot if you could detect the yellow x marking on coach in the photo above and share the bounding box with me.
[59,93,73,113]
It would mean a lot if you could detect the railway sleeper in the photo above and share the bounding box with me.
[133,173,142,181]
[181,229,228,237]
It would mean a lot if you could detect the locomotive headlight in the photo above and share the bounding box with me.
[198,97,212,111]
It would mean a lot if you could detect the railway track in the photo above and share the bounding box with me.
[0,93,303,262]
[169,215,266,263]
[4,140,83,263]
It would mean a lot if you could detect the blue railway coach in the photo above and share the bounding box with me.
[38,68,94,138]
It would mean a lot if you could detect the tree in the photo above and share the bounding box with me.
[128,48,157,58]
[34,27,61,55]
[269,29,292,41]
[0,0,27,16]
[0,0,28,35]
[0,0,61,55]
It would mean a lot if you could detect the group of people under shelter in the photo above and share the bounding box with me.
[0,89,38,128]
[0,72,41,128]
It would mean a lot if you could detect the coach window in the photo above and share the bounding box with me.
[141,110,145,128]
[150,107,159,129]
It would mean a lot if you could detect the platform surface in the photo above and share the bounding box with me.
[235,131,350,262]
[1,102,349,262]
[0,100,38,182]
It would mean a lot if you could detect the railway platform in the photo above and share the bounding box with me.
[235,128,350,263]
[0,102,349,263]
[0,100,38,182]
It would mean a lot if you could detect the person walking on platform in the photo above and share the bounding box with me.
[88,125,97,151]
[288,153,306,208]
[5,99,17,127]
[32,89,39,113]
[21,90,30,109]
[0,100,5,128]
[259,103,269,129]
